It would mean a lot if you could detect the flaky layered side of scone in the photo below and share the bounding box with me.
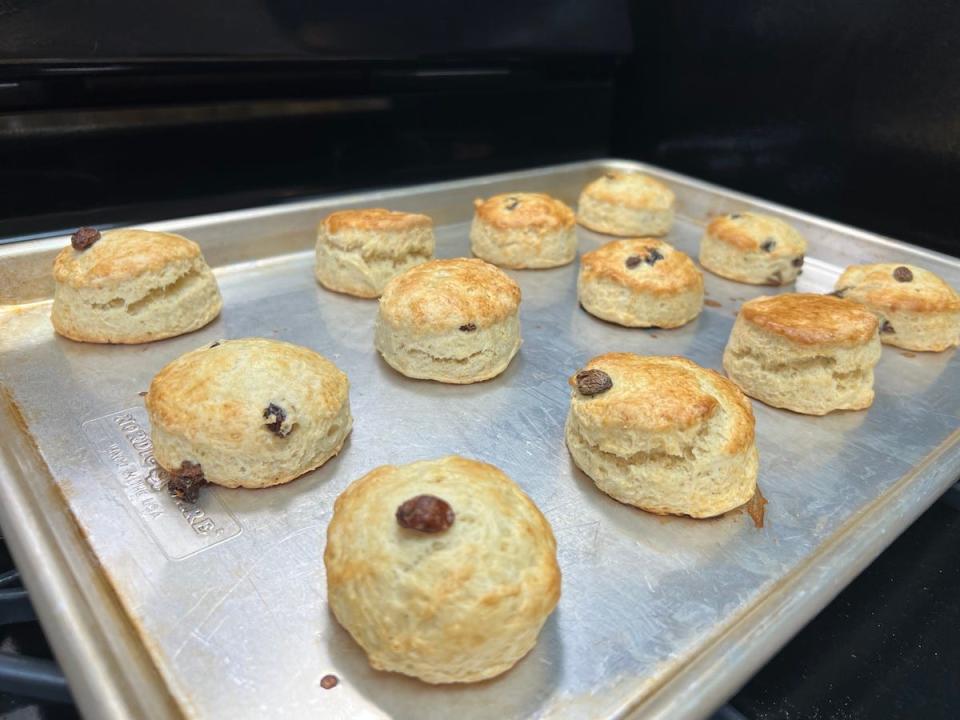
[469,192,576,268]
[565,353,758,517]
[699,212,807,286]
[577,170,675,237]
[315,208,435,298]
[146,338,351,492]
[834,263,960,352]
[374,258,522,383]
[578,238,703,328]
[51,228,222,343]
[723,294,881,415]
[325,455,561,683]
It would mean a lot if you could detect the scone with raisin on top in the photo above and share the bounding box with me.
[577,170,675,237]
[51,227,222,344]
[145,338,351,500]
[470,192,576,269]
[578,238,703,328]
[325,455,560,683]
[699,212,807,286]
[833,263,960,352]
[374,258,521,383]
[565,353,758,518]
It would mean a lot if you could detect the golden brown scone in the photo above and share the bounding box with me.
[145,338,351,495]
[374,258,522,383]
[315,208,435,298]
[565,354,758,517]
[834,263,960,352]
[578,238,704,328]
[324,455,561,683]
[699,212,807,285]
[51,227,222,344]
[723,294,881,415]
[469,192,576,268]
[577,170,675,237]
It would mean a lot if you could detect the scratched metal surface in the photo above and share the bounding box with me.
[1,160,959,720]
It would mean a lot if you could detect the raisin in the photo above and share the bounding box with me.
[828,286,851,298]
[881,320,896,334]
[626,248,663,269]
[760,239,776,252]
[209,341,220,348]
[504,197,520,211]
[792,256,804,268]
[575,368,613,396]
[604,172,617,180]
[71,226,101,251]
[396,495,455,533]
[459,322,477,332]
[263,403,291,437]
[767,270,783,285]
[168,461,207,504]
[320,674,339,690]
[893,266,913,282]
[729,213,742,219]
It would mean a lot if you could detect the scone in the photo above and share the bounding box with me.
[833,263,960,352]
[723,294,881,415]
[315,208,435,298]
[51,227,222,344]
[324,455,560,683]
[469,192,576,269]
[374,258,521,383]
[565,354,758,517]
[578,238,703,328]
[577,170,675,237]
[699,212,807,286]
[145,338,351,498]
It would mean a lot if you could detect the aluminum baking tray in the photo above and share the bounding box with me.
[1,160,959,720]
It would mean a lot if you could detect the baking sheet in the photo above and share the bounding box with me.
[1,160,959,720]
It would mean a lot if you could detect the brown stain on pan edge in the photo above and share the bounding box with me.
[0,383,187,719]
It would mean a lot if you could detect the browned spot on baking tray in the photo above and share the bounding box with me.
[1,384,184,714]
[320,674,339,689]
[649,333,658,338]
[901,351,917,358]
[704,299,722,308]
[745,487,768,529]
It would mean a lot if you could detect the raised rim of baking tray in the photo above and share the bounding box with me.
[0,158,958,720]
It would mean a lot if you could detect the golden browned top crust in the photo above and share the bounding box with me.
[146,338,348,445]
[579,170,675,211]
[579,238,702,296]
[740,293,879,346]
[706,212,807,254]
[53,229,202,289]
[472,193,575,231]
[321,208,433,235]
[568,353,755,453]
[378,258,521,331]
[835,263,960,313]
